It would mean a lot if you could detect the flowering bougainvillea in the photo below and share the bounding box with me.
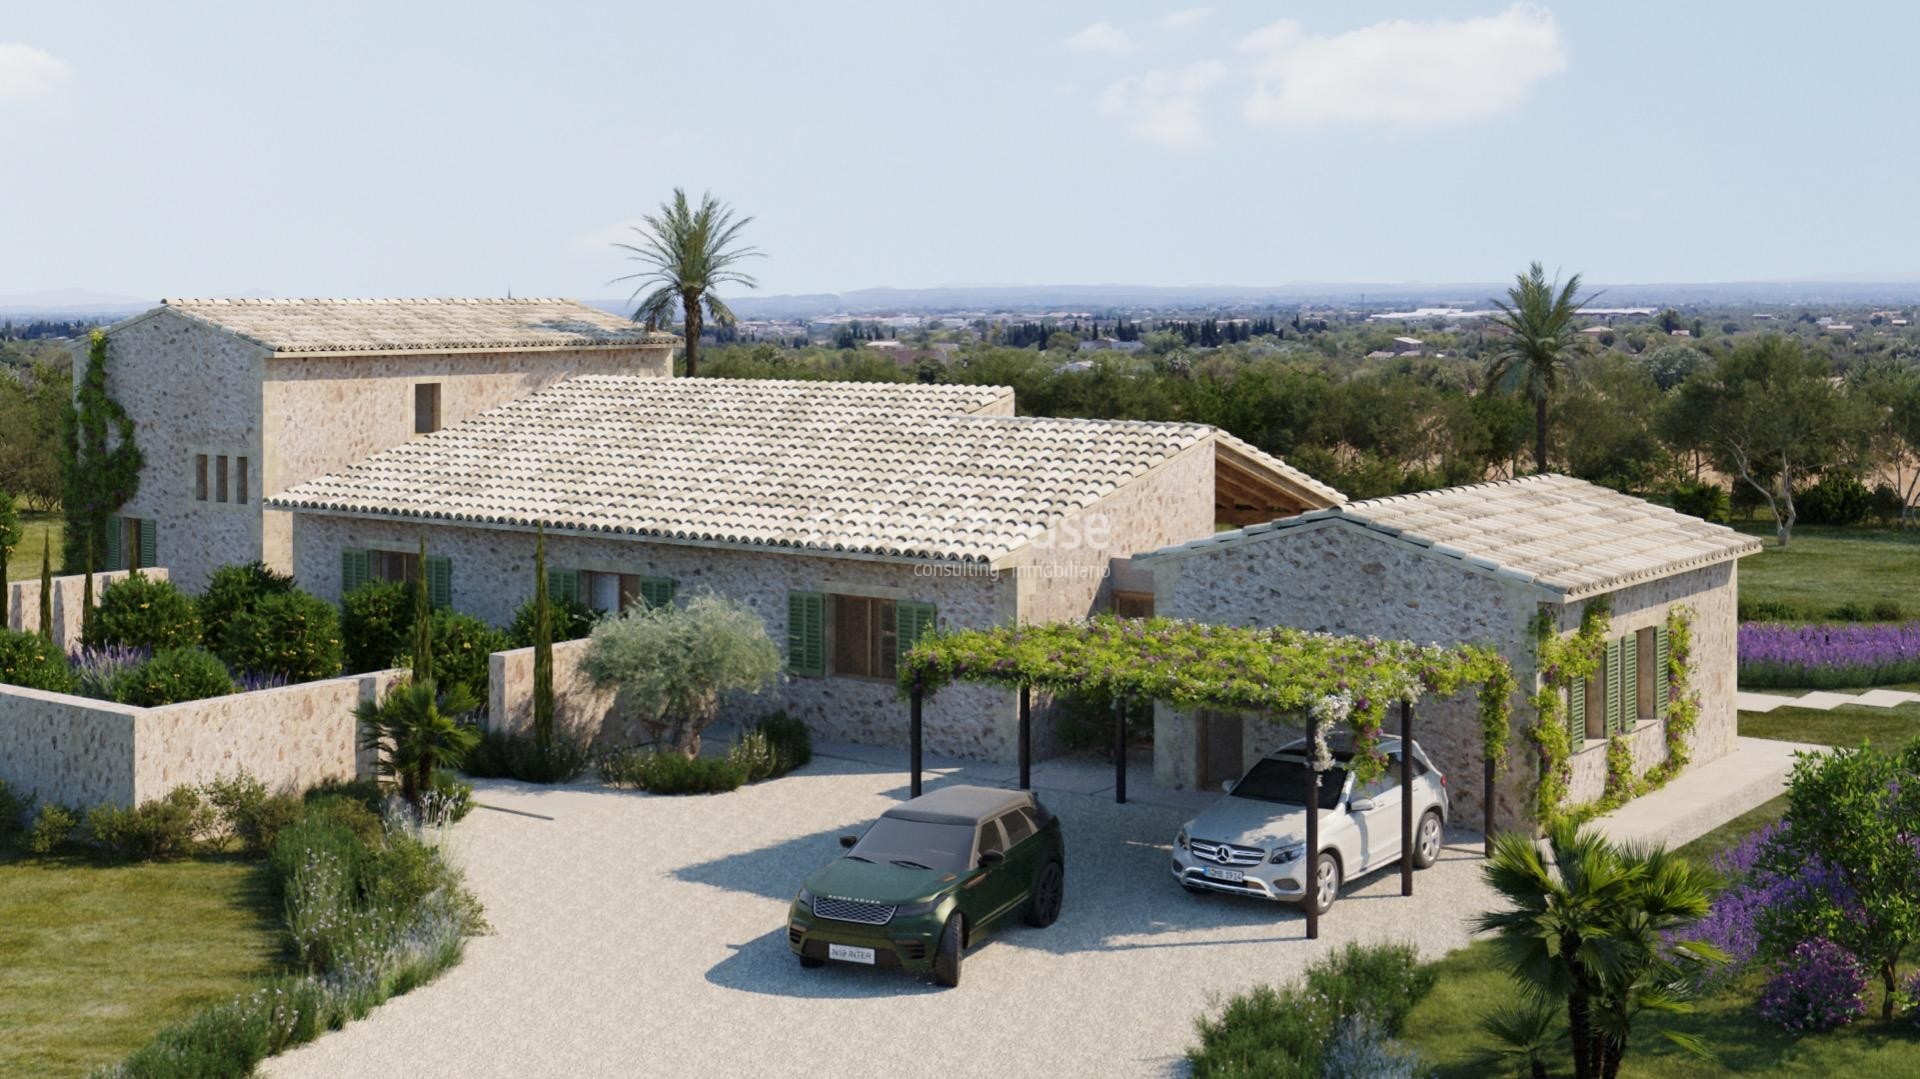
[900,614,1514,784]
[1757,939,1869,1034]
[1738,621,1920,689]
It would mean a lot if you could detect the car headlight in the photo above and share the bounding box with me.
[795,887,815,907]
[1269,843,1306,865]
[1175,827,1189,850]
[895,897,942,917]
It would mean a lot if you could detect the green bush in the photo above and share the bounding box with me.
[268,805,375,899]
[397,609,510,703]
[429,769,474,822]
[0,778,34,840]
[1868,483,1907,527]
[598,747,746,794]
[1738,598,1806,623]
[118,646,235,706]
[508,593,597,647]
[1667,479,1730,524]
[217,589,343,683]
[27,803,78,855]
[340,579,414,674]
[86,571,203,652]
[0,627,76,693]
[1798,474,1872,526]
[304,777,387,818]
[462,728,594,783]
[725,713,814,782]
[1187,942,1433,1079]
[1871,600,1905,622]
[87,786,214,861]
[197,773,304,855]
[1827,601,1873,622]
[197,562,296,650]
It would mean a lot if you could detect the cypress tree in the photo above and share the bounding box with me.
[61,330,141,573]
[411,537,433,687]
[81,533,95,644]
[37,538,52,641]
[532,524,554,753]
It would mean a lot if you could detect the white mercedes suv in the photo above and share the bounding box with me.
[1170,734,1449,915]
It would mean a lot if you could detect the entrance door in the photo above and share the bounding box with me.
[1197,711,1244,790]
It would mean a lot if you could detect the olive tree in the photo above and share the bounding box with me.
[580,591,780,757]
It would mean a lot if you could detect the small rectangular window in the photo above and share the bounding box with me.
[236,457,249,504]
[1113,591,1154,619]
[194,455,209,501]
[415,383,442,434]
[1584,665,1606,740]
[829,594,898,679]
[215,455,229,503]
[370,549,420,584]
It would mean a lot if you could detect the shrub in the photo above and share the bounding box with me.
[599,746,746,794]
[27,803,79,855]
[86,571,203,652]
[87,786,215,860]
[197,562,297,651]
[71,643,151,701]
[340,579,414,674]
[118,646,236,706]
[508,593,597,647]
[217,589,343,683]
[462,728,593,784]
[1797,474,1872,526]
[1906,971,1920,1028]
[1757,939,1868,1033]
[1319,1014,1422,1079]
[1738,598,1805,623]
[268,804,375,899]
[1871,600,1905,622]
[1868,483,1907,527]
[579,592,781,757]
[396,609,510,703]
[1187,943,1435,1078]
[725,713,814,782]
[356,679,481,810]
[0,627,77,692]
[0,778,33,840]
[1668,479,1730,524]
[198,773,304,855]
[428,769,474,823]
[304,777,387,818]
[1826,601,1872,622]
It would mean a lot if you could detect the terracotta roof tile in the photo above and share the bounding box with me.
[160,297,678,354]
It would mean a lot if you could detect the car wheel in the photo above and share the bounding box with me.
[1413,810,1444,869]
[932,914,964,988]
[1305,852,1340,916]
[798,953,825,969]
[1025,861,1064,928]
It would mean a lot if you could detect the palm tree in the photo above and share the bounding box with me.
[1475,825,1722,1079]
[613,189,761,378]
[356,678,480,811]
[1485,262,1592,473]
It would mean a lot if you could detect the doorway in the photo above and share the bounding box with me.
[1196,710,1244,791]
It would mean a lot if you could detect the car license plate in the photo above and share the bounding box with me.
[828,943,876,965]
[1202,866,1244,883]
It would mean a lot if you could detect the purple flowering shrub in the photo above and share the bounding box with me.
[1738,621,1920,688]
[1905,972,1920,1028]
[234,669,292,694]
[68,643,153,701]
[1758,939,1869,1033]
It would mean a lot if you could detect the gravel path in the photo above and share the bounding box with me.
[263,756,1494,1079]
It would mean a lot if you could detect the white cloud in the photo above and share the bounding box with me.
[0,43,70,104]
[1238,4,1567,129]
[1099,61,1226,150]
[1163,7,1213,30]
[1065,21,1136,56]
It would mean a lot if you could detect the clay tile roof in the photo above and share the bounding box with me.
[1140,474,1762,599]
[266,376,1294,564]
[159,297,679,354]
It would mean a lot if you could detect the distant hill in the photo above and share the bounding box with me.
[0,289,152,321]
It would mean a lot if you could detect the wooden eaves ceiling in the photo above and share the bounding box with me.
[1212,436,1346,527]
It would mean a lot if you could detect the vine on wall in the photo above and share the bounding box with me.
[1528,597,1610,827]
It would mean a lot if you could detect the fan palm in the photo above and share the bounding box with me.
[356,677,479,810]
[612,189,761,378]
[1485,262,1592,473]
[1475,824,1722,1079]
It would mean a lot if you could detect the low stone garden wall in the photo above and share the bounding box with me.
[5,569,166,652]
[488,637,639,749]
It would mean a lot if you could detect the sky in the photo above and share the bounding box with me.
[3,1,1918,303]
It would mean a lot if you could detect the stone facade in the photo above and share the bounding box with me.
[1144,519,1744,833]
[96,307,674,590]
[4,569,167,652]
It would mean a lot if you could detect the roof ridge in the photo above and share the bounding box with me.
[163,297,577,307]
[1345,471,1563,513]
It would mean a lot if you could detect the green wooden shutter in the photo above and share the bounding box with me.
[1568,678,1586,741]
[104,518,123,573]
[138,519,157,570]
[639,576,675,609]
[786,591,824,676]
[1655,624,1671,720]
[1621,634,1639,729]
[1605,638,1624,735]
[895,601,938,655]
[425,555,452,609]
[342,548,370,594]
[547,567,578,604]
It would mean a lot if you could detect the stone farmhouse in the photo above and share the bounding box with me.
[1136,474,1762,829]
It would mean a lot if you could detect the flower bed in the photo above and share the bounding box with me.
[1737,621,1920,688]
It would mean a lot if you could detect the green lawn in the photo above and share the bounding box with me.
[0,847,281,1078]
[7,510,62,581]
[1734,523,1920,618]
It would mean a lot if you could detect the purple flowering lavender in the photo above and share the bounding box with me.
[1678,823,1861,984]
[1738,621,1920,689]
[234,669,292,694]
[1758,939,1869,1033]
[67,643,152,701]
[1905,972,1920,1029]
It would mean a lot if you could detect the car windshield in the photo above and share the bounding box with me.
[1231,756,1348,809]
[849,817,975,873]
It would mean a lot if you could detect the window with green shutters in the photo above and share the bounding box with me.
[138,518,157,569]
[638,576,675,609]
[424,555,452,608]
[1605,638,1624,735]
[104,518,123,572]
[787,591,825,676]
[895,601,937,656]
[1619,634,1638,734]
[1654,624,1672,719]
[342,548,371,593]
[547,567,582,605]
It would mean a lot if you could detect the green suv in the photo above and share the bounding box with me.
[788,785,1065,987]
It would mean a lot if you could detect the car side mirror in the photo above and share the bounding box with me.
[839,835,858,849]
[978,849,1006,868]
[1348,797,1375,813]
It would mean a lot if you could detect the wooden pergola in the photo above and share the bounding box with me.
[899,617,1514,940]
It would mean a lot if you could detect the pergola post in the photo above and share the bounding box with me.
[1400,698,1414,897]
[1018,684,1032,790]
[1304,706,1320,941]
[1112,697,1128,804]
[909,687,924,798]
[1483,757,1496,858]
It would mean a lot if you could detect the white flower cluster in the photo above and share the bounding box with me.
[1308,694,1351,771]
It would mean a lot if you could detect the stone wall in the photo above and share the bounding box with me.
[489,637,627,747]
[4,569,168,652]
[0,665,399,810]
[293,514,1020,760]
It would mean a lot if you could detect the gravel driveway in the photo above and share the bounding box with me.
[263,753,1495,1079]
